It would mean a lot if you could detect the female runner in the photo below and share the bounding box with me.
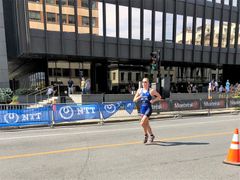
[133,78,162,143]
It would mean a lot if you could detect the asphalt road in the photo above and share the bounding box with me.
[0,114,240,180]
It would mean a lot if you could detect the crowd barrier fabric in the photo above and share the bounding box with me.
[171,100,201,111]
[53,104,101,123]
[99,101,136,119]
[0,106,51,127]
[201,99,226,109]
[152,100,170,112]
[0,98,238,128]
[228,98,240,108]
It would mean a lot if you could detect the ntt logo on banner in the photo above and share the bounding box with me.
[4,113,42,123]
[0,107,50,126]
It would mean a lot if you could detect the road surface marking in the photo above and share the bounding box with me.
[0,131,232,160]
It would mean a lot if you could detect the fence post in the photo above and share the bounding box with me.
[50,102,56,128]
[226,93,229,108]
[99,103,104,126]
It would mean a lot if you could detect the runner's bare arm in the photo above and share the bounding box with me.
[150,89,162,104]
[133,89,142,102]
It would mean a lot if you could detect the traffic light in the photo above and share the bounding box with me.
[150,50,161,95]
[150,52,158,71]
[151,60,157,71]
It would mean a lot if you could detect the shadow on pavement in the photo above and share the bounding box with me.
[146,141,209,146]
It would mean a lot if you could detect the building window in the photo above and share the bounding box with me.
[58,14,67,24]
[144,9,152,41]
[62,69,70,77]
[224,0,229,5]
[56,0,67,5]
[46,0,54,4]
[68,0,75,6]
[97,2,103,36]
[136,73,141,81]
[82,16,89,26]
[75,69,88,77]
[106,3,116,37]
[81,0,88,8]
[166,13,173,42]
[48,68,53,76]
[68,15,75,24]
[54,68,62,77]
[213,20,220,47]
[128,72,132,81]
[176,15,183,44]
[195,17,202,45]
[29,11,41,21]
[81,16,96,27]
[113,72,116,80]
[186,16,193,45]
[119,6,128,39]
[155,11,163,42]
[92,17,96,27]
[132,8,140,40]
[28,0,40,3]
[81,0,97,9]
[222,21,228,48]
[204,19,211,46]
[47,13,56,23]
[215,0,221,3]
[121,72,124,81]
[230,23,236,48]
[232,0,237,7]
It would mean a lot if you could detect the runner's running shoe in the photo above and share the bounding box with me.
[150,134,155,142]
[143,134,148,144]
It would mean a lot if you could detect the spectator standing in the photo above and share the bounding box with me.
[192,84,197,93]
[68,79,74,95]
[46,86,54,99]
[85,78,91,94]
[81,77,86,94]
[225,80,230,93]
[219,85,224,93]
[187,82,192,93]
[214,80,218,92]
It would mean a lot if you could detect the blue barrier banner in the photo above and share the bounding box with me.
[0,106,51,127]
[53,104,101,123]
[100,102,122,119]
[123,101,135,114]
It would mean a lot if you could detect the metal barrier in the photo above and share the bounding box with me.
[0,98,239,128]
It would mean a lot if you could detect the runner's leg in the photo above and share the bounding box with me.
[140,115,148,135]
[146,118,153,135]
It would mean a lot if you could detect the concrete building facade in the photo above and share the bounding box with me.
[0,0,9,88]
[2,0,240,93]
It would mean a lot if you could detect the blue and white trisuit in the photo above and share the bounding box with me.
[139,88,152,117]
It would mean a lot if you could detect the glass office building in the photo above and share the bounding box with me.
[3,0,240,92]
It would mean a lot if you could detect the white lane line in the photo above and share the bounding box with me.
[0,118,238,141]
